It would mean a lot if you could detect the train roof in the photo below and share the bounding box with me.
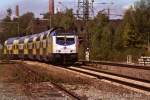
[51,28,76,36]
[6,37,20,45]
[5,27,77,45]
[19,36,27,44]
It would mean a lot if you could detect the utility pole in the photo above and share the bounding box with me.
[77,0,94,61]
[77,0,94,21]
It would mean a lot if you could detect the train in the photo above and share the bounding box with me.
[3,27,78,64]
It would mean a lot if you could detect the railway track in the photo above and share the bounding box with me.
[8,60,150,96]
[19,62,82,100]
[79,60,150,70]
[0,60,17,64]
[51,82,81,100]
[66,65,150,94]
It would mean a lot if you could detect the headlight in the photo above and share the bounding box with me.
[56,50,61,53]
[58,50,61,52]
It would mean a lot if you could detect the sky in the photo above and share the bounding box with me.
[0,0,139,19]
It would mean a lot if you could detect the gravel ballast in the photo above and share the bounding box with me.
[24,61,150,100]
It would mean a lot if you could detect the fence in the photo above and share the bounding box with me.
[138,56,150,66]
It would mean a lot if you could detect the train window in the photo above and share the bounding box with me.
[23,44,26,49]
[32,43,35,49]
[43,40,46,48]
[28,44,29,49]
[66,38,75,45]
[37,37,40,41]
[43,34,47,39]
[56,37,65,45]
[28,43,32,49]
[3,45,5,49]
[28,38,33,43]
[40,42,43,47]
[24,44,26,49]
[46,40,49,47]
[32,43,34,48]
[13,45,15,49]
[36,42,40,48]
[34,43,36,48]
[16,45,18,49]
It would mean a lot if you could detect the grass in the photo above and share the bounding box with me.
[11,62,91,85]
[12,64,50,83]
[0,61,91,86]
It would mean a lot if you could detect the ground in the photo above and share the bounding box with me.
[0,62,149,100]
[24,61,150,100]
[0,63,71,100]
[89,64,150,81]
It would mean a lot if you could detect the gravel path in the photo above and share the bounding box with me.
[0,64,71,100]
[0,83,28,100]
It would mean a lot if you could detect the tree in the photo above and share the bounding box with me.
[43,9,76,31]
[6,8,12,17]
[89,13,109,59]
[0,11,35,43]
[19,12,34,35]
[121,0,150,49]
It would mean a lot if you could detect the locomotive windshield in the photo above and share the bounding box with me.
[56,37,75,45]
[56,37,65,45]
[66,38,75,45]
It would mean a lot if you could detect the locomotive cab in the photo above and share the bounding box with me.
[54,36,76,53]
[52,32,78,64]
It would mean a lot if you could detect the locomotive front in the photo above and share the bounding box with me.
[52,30,78,64]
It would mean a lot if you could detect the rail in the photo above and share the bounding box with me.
[79,60,150,70]
[12,60,150,95]
[67,66,150,93]
[51,82,81,100]
[19,61,82,100]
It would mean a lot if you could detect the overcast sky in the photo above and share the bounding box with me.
[0,0,139,19]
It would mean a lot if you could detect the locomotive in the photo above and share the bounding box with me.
[3,28,78,64]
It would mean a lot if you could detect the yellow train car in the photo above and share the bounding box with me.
[3,41,7,55]
[4,37,19,59]
[24,37,29,58]
[13,39,19,58]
